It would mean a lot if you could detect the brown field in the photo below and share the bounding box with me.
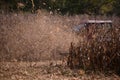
[0,11,120,80]
[0,11,79,61]
[0,61,120,80]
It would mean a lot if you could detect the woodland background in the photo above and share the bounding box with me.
[0,0,120,16]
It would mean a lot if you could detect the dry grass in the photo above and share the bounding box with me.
[0,11,80,61]
[0,61,120,80]
[0,11,120,79]
[67,19,120,75]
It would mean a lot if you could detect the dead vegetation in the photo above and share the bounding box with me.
[0,61,120,80]
[0,12,80,61]
[67,21,120,75]
[0,12,120,79]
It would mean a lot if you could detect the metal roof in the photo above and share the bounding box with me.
[85,20,112,24]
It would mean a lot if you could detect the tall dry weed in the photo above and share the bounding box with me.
[67,19,120,74]
[0,12,81,61]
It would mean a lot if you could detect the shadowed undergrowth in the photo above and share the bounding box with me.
[67,23,120,75]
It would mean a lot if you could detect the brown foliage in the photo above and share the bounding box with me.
[0,12,79,61]
[67,22,120,74]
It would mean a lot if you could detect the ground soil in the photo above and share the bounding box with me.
[0,61,120,80]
